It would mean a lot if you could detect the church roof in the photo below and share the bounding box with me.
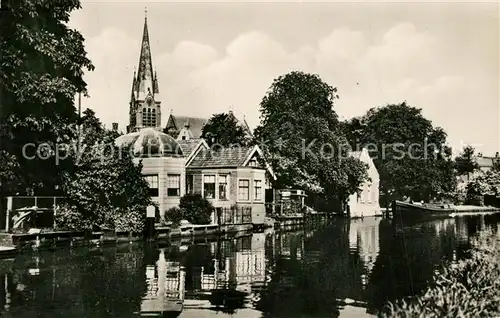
[115,128,183,157]
[168,115,208,139]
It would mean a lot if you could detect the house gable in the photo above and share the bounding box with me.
[359,148,379,182]
[183,139,210,167]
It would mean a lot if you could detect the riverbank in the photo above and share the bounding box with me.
[381,230,500,317]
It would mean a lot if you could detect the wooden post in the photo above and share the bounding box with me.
[4,274,10,311]
[53,197,57,229]
[5,196,12,232]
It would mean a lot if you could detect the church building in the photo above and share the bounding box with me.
[115,14,275,224]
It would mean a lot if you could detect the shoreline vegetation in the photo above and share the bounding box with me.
[381,230,500,318]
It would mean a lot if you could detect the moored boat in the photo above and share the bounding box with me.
[393,200,500,222]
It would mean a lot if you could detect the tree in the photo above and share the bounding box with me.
[178,193,213,224]
[254,71,368,211]
[201,112,250,147]
[343,102,456,204]
[0,0,94,195]
[59,110,151,232]
[454,145,480,179]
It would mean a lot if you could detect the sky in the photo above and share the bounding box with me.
[69,0,499,156]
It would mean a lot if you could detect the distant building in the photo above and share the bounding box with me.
[165,115,208,140]
[475,153,499,173]
[460,152,500,182]
[347,148,382,218]
[165,111,253,141]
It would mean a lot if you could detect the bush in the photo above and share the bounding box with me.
[179,193,213,225]
[54,203,93,231]
[381,231,500,317]
[165,207,183,228]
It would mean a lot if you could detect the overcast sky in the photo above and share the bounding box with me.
[70,0,499,155]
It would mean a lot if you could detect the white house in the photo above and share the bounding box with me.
[347,148,382,218]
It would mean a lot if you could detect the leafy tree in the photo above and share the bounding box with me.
[201,112,250,147]
[454,145,480,179]
[466,170,500,199]
[343,102,456,204]
[254,71,368,211]
[179,193,213,225]
[0,0,94,195]
[59,110,151,232]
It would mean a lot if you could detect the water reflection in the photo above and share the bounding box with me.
[0,214,499,317]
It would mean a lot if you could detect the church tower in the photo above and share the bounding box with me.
[127,11,162,133]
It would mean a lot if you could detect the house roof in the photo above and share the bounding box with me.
[348,151,363,159]
[476,156,499,168]
[188,146,255,168]
[177,138,202,156]
[169,116,208,139]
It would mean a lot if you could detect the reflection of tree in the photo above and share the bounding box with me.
[255,223,366,318]
[366,218,471,315]
[1,245,147,317]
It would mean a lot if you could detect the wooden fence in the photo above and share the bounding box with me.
[1,196,66,232]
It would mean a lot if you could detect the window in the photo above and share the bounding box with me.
[167,174,180,197]
[186,175,194,194]
[144,175,159,197]
[254,180,262,200]
[203,175,216,199]
[238,179,250,201]
[219,175,228,200]
[142,107,157,127]
[248,156,259,167]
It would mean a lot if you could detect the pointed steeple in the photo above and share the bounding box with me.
[130,70,136,101]
[135,8,157,99]
[127,11,162,133]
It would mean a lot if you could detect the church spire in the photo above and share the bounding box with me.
[135,8,156,99]
[127,11,162,133]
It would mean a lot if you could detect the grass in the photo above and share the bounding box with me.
[381,230,500,318]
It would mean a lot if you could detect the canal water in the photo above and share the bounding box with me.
[0,214,498,318]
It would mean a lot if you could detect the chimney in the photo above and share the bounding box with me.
[112,123,118,132]
[495,152,499,158]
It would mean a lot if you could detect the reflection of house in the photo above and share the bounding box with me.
[198,235,266,293]
[141,249,185,315]
[348,218,381,287]
[347,148,382,218]
[115,14,276,224]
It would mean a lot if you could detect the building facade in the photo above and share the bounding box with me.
[347,148,382,218]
